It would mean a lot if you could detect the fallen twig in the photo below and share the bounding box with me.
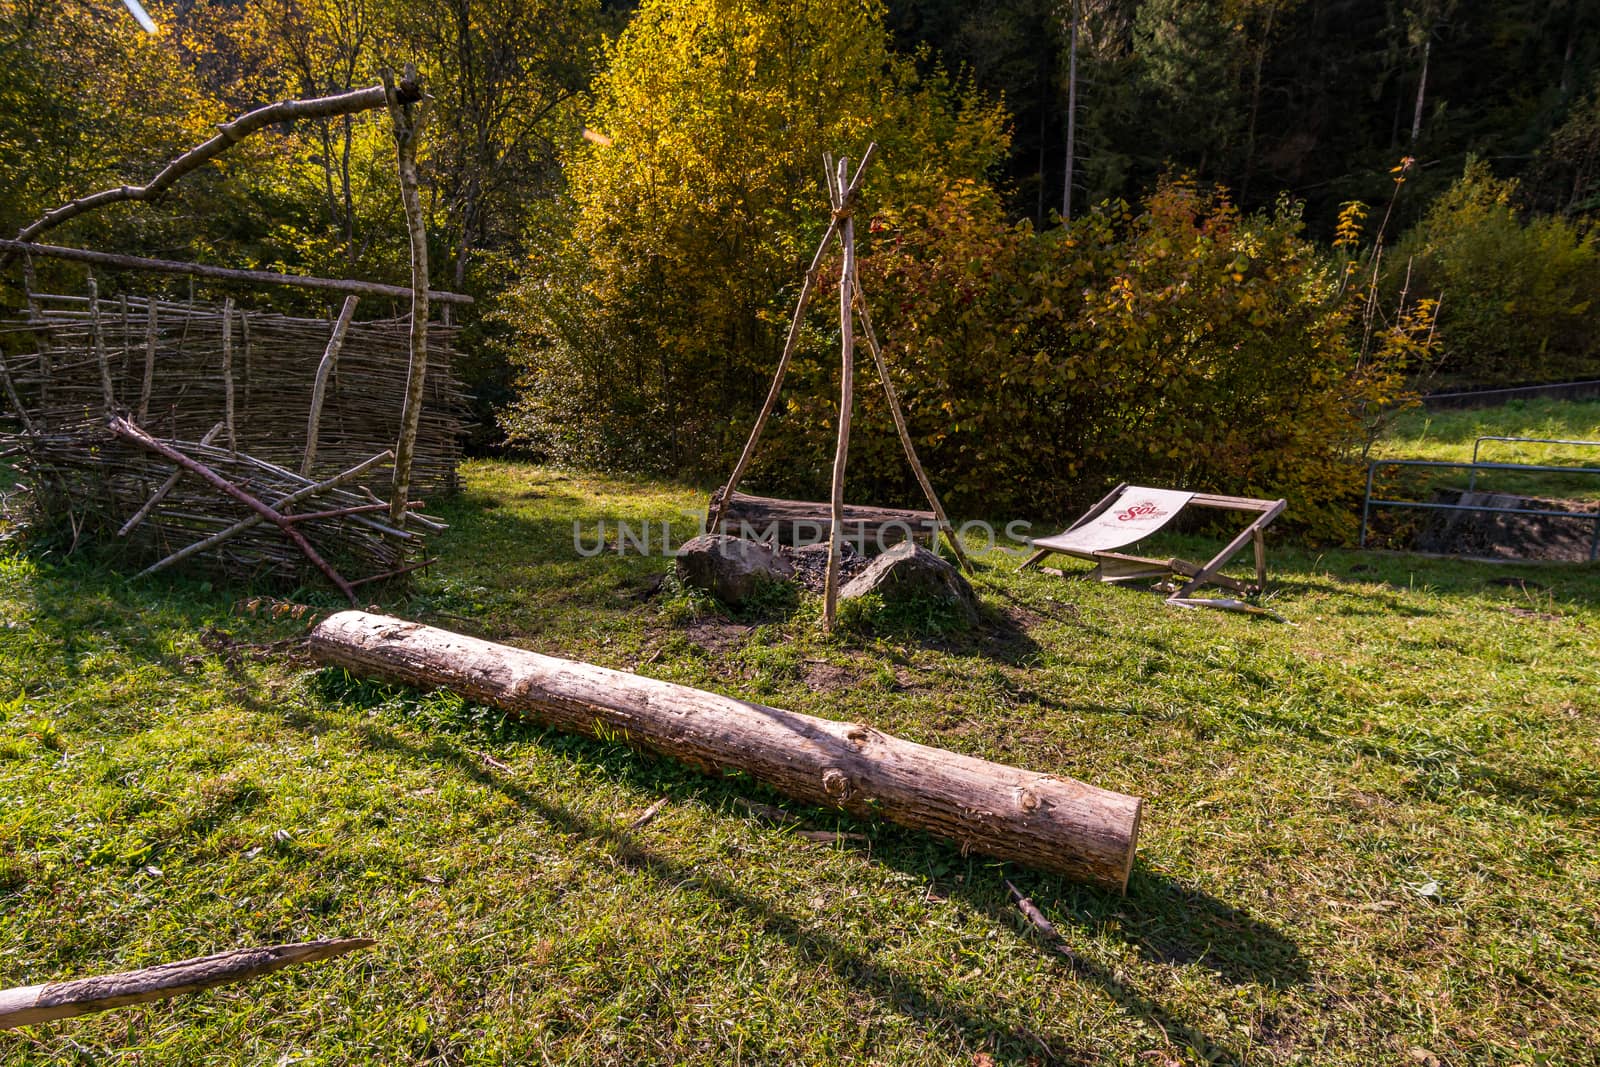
[629,798,668,830]
[1006,879,1079,963]
[0,938,375,1030]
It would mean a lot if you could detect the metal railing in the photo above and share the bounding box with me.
[1361,436,1600,561]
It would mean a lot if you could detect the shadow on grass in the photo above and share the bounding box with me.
[287,674,1306,1065]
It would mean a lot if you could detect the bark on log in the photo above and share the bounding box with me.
[308,611,1143,889]
[711,490,936,548]
[0,938,374,1030]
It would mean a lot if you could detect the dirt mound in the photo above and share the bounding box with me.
[1416,489,1600,561]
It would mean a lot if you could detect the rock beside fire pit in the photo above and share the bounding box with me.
[838,542,979,623]
[675,535,795,606]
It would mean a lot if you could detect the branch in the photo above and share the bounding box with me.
[14,80,422,245]
[108,416,359,604]
[0,240,473,305]
[0,938,374,1030]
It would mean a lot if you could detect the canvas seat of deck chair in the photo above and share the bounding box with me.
[1018,484,1287,598]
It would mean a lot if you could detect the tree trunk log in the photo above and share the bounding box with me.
[0,938,373,1030]
[710,490,937,549]
[307,611,1143,890]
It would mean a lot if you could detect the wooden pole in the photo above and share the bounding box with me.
[221,297,237,458]
[117,422,225,537]
[303,294,359,476]
[308,611,1142,889]
[0,938,374,1030]
[138,301,157,423]
[382,67,432,527]
[823,157,856,632]
[709,144,877,534]
[850,276,972,572]
[87,276,116,414]
[137,449,393,576]
[0,241,472,306]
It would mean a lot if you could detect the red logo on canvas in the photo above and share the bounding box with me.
[1116,501,1165,522]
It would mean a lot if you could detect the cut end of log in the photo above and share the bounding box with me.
[1120,798,1143,895]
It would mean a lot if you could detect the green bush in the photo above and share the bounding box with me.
[759,177,1412,541]
[1393,161,1600,387]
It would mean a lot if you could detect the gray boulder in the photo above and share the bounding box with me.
[675,534,795,606]
[838,541,979,623]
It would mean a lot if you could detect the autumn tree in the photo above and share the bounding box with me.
[503,0,1008,474]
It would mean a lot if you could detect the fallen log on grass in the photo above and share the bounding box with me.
[0,938,374,1030]
[308,611,1143,889]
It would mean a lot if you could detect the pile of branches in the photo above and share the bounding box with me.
[0,291,460,598]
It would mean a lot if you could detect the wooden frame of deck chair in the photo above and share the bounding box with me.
[1018,484,1287,598]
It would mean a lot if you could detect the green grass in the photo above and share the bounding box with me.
[3,458,1599,1065]
[1376,397,1600,500]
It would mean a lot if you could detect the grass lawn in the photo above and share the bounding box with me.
[2,458,1598,1065]
[1375,397,1600,500]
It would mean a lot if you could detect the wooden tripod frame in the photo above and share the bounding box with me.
[708,147,971,630]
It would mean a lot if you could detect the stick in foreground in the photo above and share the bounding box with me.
[0,938,375,1030]
[308,611,1143,890]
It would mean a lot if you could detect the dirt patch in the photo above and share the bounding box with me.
[800,659,862,691]
[683,620,751,654]
[1416,489,1599,561]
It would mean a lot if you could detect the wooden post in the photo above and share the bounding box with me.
[309,611,1143,889]
[21,256,52,413]
[138,301,158,423]
[221,297,237,458]
[303,295,360,476]
[240,310,252,421]
[87,276,118,413]
[0,347,32,434]
[0,939,373,1030]
[850,276,972,572]
[382,67,432,527]
[823,157,856,632]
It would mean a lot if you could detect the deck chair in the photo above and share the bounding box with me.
[1018,484,1287,598]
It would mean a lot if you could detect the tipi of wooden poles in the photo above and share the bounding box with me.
[709,146,971,630]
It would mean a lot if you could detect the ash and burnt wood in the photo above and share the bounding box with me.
[0,939,374,1030]
[309,611,1143,890]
